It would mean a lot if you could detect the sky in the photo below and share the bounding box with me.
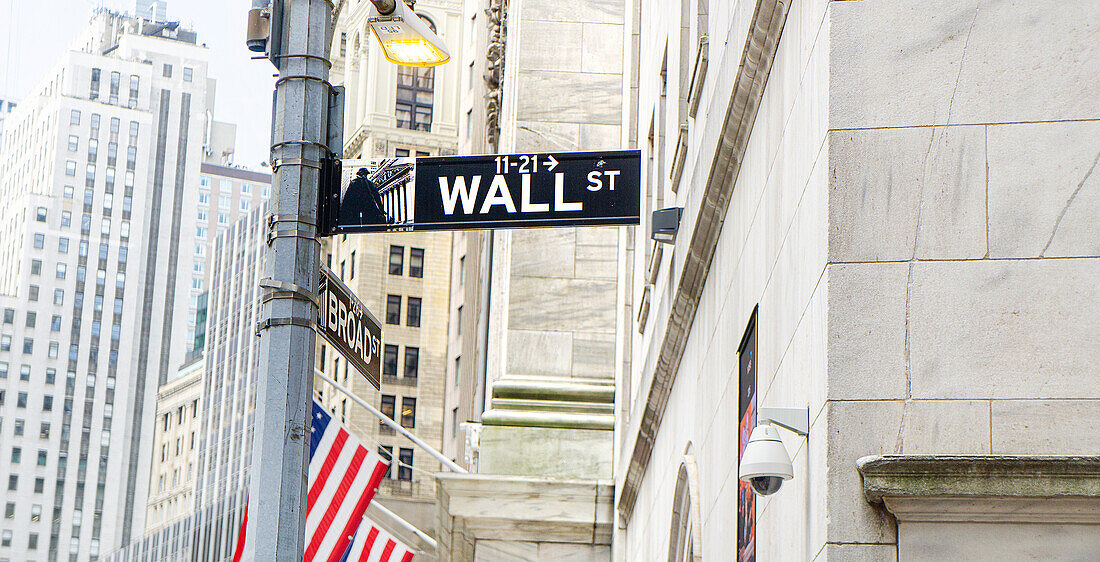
[0,0,276,168]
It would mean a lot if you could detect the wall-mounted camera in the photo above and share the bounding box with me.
[738,407,808,497]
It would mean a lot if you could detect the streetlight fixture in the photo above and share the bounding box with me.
[368,0,451,67]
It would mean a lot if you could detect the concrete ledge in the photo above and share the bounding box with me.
[436,473,614,546]
[857,455,1100,504]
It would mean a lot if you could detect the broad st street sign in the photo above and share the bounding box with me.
[320,150,641,234]
[318,266,383,390]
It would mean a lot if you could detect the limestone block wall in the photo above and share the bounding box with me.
[619,0,1098,561]
[822,0,1100,555]
[484,0,627,393]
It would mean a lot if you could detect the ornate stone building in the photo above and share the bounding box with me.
[616,0,1100,560]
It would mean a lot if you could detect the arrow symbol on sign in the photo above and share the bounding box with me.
[543,155,559,172]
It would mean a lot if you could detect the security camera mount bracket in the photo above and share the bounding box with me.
[759,407,809,436]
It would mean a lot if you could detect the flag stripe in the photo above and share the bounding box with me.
[401,552,415,562]
[358,527,380,562]
[306,446,367,561]
[308,429,350,511]
[231,499,248,562]
[327,460,389,562]
[379,539,397,562]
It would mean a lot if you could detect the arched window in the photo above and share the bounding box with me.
[668,452,703,562]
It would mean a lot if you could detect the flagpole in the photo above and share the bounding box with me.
[314,369,469,474]
[368,501,438,551]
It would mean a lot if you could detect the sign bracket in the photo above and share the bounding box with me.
[255,316,317,336]
[259,278,320,309]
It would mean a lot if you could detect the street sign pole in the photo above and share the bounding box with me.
[247,0,331,559]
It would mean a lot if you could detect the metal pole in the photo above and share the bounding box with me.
[369,501,438,551]
[314,369,468,474]
[246,0,332,559]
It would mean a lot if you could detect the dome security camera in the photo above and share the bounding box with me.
[738,424,794,496]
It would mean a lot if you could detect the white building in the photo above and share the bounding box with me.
[616,0,1100,560]
[0,10,214,560]
[104,201,269,562]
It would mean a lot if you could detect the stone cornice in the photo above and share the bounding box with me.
[437,473,614,545]
[617,0,792,520]
[857,455,1100,504]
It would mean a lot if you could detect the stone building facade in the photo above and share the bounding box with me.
[616,0,1100,560]
[435,0,630,559]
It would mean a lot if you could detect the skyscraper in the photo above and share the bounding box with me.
[0,10,213,559]
[104,195,270,562]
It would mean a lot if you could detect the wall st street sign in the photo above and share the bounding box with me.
[320,150,641,233]
[318,266,383,389]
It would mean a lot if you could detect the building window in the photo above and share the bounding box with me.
[219,196,230,210]
[397,448,413,481]
[459,255,466,285]
[383,345,398,377]
[2,308,11,323]
[340,32,347,57]
[452,407,459,437]
[400,397,416,428]
[406,297,421,327]
[386,295,401,324]
[389,245,404,275]
[380,394,396,421]
[395,66,434,131]
[349,251,356,279]
[183,67,193,82]
[68,135,79,151]
[456,305,463,335]
[409,248,424,278]
[163,63,172,77]
[404,347,419,379]
[11,447,21,463]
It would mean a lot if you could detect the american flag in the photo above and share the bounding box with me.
[306,400,390,561]
[339,517,417,562]
[232,400,389,562]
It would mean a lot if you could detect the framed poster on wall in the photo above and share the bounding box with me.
[737,305,759,562]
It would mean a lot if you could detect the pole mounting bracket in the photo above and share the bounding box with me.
[259,278,320,309]
[255,316,317,337]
